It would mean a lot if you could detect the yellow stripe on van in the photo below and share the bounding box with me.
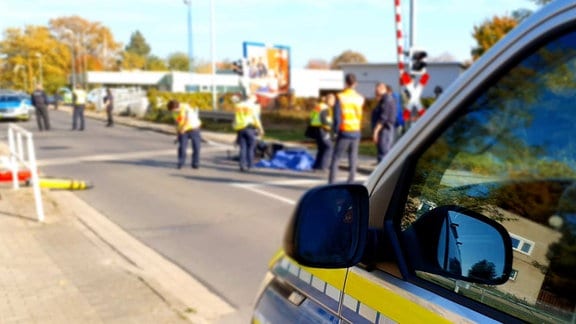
[273,252,348,290]
[301,266,348,289]
[345,270,453,323]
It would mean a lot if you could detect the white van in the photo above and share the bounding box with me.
[253,1,576,323]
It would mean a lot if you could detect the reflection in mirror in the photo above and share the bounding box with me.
[437,211,508,282]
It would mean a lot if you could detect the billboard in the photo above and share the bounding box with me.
[242,42,290,101]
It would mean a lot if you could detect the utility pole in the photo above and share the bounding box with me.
[184,0,193,73]
[210,0,217,110]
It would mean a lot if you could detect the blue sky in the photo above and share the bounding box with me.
[0,0,538,68]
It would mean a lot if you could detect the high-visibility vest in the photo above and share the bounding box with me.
[174,106,201,133]
[73,89,87,104]
[337,89,364,132]
[233,102,260,131]
[309,103,331,129]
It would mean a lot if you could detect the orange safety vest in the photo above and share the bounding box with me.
[337,89,364,132]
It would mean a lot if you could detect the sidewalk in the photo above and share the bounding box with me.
[0,107,378,323]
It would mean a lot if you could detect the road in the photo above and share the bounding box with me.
[0,110,365,322]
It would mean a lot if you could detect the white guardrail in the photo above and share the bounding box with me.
[7,124,44,222]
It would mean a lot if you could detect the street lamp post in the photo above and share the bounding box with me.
[183,0,193,74]
[210,0,217,110]
[35,53,43,85]
[14,64,28,92]
[63,29,77,89]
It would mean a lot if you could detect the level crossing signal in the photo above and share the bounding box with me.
[410,49,428,75]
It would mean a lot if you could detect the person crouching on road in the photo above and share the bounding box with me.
[233,95,265,172]
[167,100,202,169]
[31,83,51,131]
[308,94,334,172]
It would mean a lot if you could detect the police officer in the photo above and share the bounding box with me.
[233,95,264,172]
[328,73,365,184]
[72,84,87,131]
[309,94,334,172]
[371,83,397,163]
[30,83,50,131]
[167,100,202,169]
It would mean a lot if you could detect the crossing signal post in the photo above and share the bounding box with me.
[410,49,427,75]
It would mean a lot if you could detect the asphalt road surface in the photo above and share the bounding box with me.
[0,111,366,322]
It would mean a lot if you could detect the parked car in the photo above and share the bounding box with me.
[253,1,576,323]
[0,94,31,121]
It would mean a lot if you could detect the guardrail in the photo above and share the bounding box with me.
[199,110,234,122]
[7,124,44,222]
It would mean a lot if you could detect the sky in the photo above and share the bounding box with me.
[0,0,539,68]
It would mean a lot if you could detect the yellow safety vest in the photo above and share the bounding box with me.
[309,103,331,129]
[338,89,364,132]
[73,89,87,105]
[174,106,201,133]
[233,102,260,131]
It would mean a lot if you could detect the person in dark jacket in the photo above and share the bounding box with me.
[371,83,397,163]
[103,88,114,127]
[30,83,50,131]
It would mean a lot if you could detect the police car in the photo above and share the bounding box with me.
[0,92,31,121]
[253,0,576,323]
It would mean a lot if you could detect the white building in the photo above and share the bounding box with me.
[86,69,344,98]
[86,62,464,99]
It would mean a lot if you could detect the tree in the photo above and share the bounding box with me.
[125,30,151,57]
[146,55,167,71]
[49,16,122,72]
[120,51,146,71]
[468,260,497,281]
[471,15,518,60]
[0,25,70,93]
[305,58,329,70]
[167,52,190,71]
[428,52,458,62]
[330,50,367,69]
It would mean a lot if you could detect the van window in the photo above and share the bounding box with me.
[400,29,576,323]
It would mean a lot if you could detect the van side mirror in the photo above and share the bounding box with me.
[402,205,513,285]
[284,184,369,268]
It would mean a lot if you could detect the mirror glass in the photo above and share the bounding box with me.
[437,210,508,282]
[296,187,362,265]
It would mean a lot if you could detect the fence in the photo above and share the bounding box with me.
[7,124,44,222]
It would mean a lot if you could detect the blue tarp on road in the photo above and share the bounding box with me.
[256,149,314,171]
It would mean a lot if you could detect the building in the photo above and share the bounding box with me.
[86,62,464,100]
[340,62,465,99]
[86,69,344,98]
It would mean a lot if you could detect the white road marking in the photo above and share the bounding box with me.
[231,175,369,205]
[232,183,297,205]
[37,146,228,166]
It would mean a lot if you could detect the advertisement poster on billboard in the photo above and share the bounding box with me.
[242,42,290,107]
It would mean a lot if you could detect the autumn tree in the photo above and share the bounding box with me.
[49,16,122,74]
[471,15,518,60]
[0,25,70,93]
[167,52,190,71]
[305,58,329,70]
[330,50,367,69]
